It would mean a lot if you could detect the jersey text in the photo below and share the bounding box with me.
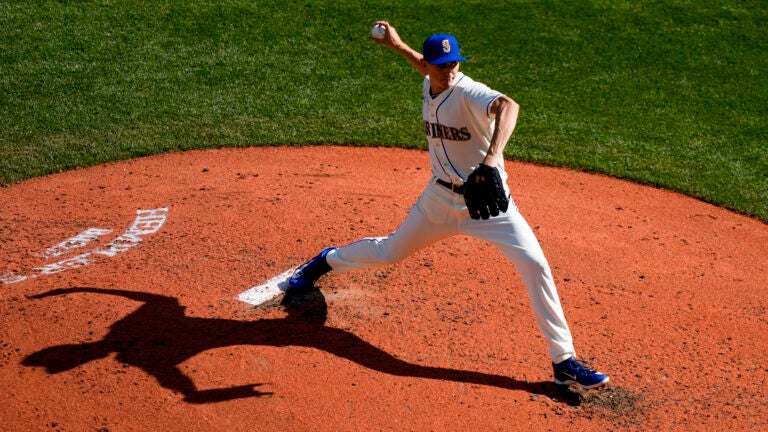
[424,121,471,141]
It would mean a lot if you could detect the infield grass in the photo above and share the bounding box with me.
[1,0,766,221]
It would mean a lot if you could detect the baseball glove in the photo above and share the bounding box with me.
[463,164,509,220]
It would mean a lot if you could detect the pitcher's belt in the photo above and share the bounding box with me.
[436,179,465,194]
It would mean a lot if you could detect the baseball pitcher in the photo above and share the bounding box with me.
[288,22,609,390]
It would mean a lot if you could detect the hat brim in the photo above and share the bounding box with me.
[427,55,467,65]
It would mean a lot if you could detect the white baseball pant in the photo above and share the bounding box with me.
[326,179,576,363]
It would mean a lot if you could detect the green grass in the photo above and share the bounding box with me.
[1,0,766,222]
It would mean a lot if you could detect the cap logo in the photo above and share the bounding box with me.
[442,39,451,53]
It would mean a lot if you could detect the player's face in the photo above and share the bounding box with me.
[426,61,460,93]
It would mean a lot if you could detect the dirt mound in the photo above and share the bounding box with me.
[1,146,766,431]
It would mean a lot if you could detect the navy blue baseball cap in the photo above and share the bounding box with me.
[422,33,467,65]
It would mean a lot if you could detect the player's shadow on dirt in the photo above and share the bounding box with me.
[23,287,583,405]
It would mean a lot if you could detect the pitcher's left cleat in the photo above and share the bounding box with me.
[553,357,610,390]
[287,247,336,290]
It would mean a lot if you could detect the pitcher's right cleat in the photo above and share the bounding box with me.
[287,247,336,290]
[553,357,610,390]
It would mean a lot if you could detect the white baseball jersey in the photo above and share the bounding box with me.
[422,72,508,189]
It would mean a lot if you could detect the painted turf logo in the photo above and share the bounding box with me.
[0,207,169,284]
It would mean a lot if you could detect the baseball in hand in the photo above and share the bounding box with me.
[371,24,386,39]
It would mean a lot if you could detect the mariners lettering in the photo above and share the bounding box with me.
[424,121,471,141]
[1,207,169,285]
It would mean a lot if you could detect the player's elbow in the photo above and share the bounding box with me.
[501,95,519,113]
[492,95,519,117]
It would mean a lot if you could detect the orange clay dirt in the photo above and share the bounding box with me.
[1,146,766,431]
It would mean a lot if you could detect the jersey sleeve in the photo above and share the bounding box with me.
[462,79,502,119]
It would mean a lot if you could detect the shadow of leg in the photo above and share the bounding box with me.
[184,384,273,404]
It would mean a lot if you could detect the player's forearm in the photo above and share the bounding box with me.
[372,22,427,77]
[393,43,428,77]
[483,96,519,167]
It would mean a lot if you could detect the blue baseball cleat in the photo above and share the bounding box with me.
[553,357,610,390]
[287,247,336,290]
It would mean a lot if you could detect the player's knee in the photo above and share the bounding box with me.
[371,238,409,264]
[515,253,551,276]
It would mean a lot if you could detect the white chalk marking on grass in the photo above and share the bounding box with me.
[237,267,296,306]
[1,207,169,285]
